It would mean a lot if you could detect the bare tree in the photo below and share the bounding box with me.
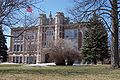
[0,0,44,28]
[43,38,81,65]
[43,39,66,65]
[69,0,120,68]
[0,1,44,62]
[26,37,37,64]
[0,0,45,42]
[21,28,37,64]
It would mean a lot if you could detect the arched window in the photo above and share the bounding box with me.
[45,28,54,47]
[46,28,54,36]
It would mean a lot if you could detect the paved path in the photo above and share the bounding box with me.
[26,63,56,67]
[0,62,56,67]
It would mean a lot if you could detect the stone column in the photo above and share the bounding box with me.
[24,55,27,64]
[11,56,13,63]
[22,55,24,64]
[36,25,43,64]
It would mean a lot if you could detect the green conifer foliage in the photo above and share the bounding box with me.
[0,26,8,62]
[82,14,109,64]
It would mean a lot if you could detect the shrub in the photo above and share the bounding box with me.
[44,47,81,66]
[64,49,81,65]
[43,38,82,65]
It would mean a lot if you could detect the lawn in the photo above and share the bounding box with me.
[0,64,120,80]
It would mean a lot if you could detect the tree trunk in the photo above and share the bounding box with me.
[111,0,119,68]
[67,60,74,65]
[92,58,97,65]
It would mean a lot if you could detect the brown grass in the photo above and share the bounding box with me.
[0,64,120,80]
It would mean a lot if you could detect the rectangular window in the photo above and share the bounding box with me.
[17,45,20,51]
[35,33,37,39]
[32,32,37,39]
[14,45,16,51]
[46,30,53,36]
[19,57,22,63]
[74,30,77,38]
[13,56,15,63]
[27,57,29,64]
[24,45,26,51]
[21,45,23,51]
[16,56,19,63]
[20,35,23,40]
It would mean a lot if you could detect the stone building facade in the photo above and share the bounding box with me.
[8,12,86,64]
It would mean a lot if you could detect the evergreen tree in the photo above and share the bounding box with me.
[0,25,8,62]
[82,14,109,64]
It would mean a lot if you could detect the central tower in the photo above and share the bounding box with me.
[55,12,64,43]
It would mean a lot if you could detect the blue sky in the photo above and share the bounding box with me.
[6,0,74,48]
[40,0,73,16]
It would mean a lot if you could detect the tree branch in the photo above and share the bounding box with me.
[100,16,113,35]
[109,0,113,7]
[99,12,113,19]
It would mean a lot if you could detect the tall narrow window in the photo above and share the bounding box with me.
[21,45,23,51]
[13,56,15,63]
[20,56,22,63]
[17,45,20,51]
[74,30,77,38]
[14,45,16,51]
[20,35,23,40]
[16,56,19,63]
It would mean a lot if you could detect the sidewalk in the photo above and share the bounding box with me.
[25,63,56,67]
